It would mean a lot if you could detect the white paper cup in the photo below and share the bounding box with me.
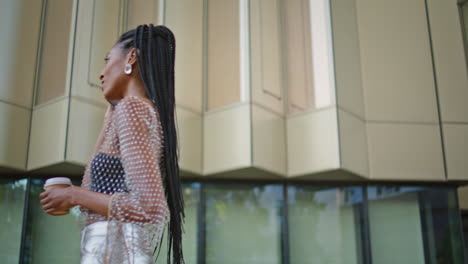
[43,177,72,216]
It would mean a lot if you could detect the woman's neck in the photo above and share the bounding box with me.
[123,76,146,98]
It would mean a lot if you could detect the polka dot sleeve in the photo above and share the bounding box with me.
[108,96,170,225]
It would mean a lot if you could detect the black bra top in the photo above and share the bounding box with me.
[89,152,129,194]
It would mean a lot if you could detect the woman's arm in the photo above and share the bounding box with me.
[39,183,167,222]
[39,186,111,217]
[108,96,169,224]
[40,98,168,223]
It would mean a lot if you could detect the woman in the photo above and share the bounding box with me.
[39,24,185,264]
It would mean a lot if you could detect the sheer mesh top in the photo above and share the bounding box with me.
[77,95,170,262]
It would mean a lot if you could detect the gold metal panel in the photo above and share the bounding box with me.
[28,99,68,170]
[367,123,444,180]
[203,104,251,174]
[287,108,340,177]
[356,0,438,122]
[0,102,30,170]
[443,124,468,180]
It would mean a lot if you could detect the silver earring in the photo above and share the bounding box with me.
[124,63,132,74]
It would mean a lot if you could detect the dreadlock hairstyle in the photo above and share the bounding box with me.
[116,24,185,264]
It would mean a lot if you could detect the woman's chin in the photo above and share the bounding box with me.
[102,90,110,99]
[103,94,112,104]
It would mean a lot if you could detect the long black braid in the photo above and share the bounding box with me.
[116,24,184,264]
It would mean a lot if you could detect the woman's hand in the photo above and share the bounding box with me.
[40,186,112,217]
[39,186,77,215]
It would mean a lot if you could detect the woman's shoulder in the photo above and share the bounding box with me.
[114,96,157,117]
[114,95,153,109]
[111,96,161,130]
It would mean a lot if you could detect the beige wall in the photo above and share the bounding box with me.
[0,0,43,108]
[28,0,78,172]
[1,0,467,183]
[206,0,241,111]
[35,0,74,105]
[250,0,284,115]
[426,0,468,180]
[355,0,441,181]
[0,0,43,171]
[332,0,467,181]
[165,0,204,174]
[284,0,314,114]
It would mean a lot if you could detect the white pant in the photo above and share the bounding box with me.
[80,221,155,264]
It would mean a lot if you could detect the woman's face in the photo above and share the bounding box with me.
[99,44,130,101]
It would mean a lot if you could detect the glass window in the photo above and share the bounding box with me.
[155,183,200,263]
[419,187,465,264]
[23,180,201,264]
[204,184,283,264]
[2,178,465,264]
[287,186,365,264]
[0,178,27,264]
[367,186,465,264]
[461,210,468,259]
[23,178,82,264]
[367,186,425,264]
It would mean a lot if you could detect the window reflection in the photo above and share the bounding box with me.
[367,186,465,264]
[1,178,465,264]
[23,178,82,264]
[155,183,200,263]
[205,184,283,264]
[287,186,365,264]
[0,178,27,264]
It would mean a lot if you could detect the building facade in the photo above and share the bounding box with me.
[1,0,468,263]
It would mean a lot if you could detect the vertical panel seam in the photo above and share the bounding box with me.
[197,184,206,264]
[26,0,48,170]
[243,0,254,166]
[351,0,372,180]
[423,0,449,181]
[18,178,31,264]
[328,0,342,169]
[362,186,373,264]
[201,0,209,174]
[64,0,80,161]
[281,184,290,264]
[279,0,289,176]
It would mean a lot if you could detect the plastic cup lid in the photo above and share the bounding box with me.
[44,177,72,187]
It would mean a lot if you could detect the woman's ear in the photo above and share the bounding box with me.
[127,48,138,66]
